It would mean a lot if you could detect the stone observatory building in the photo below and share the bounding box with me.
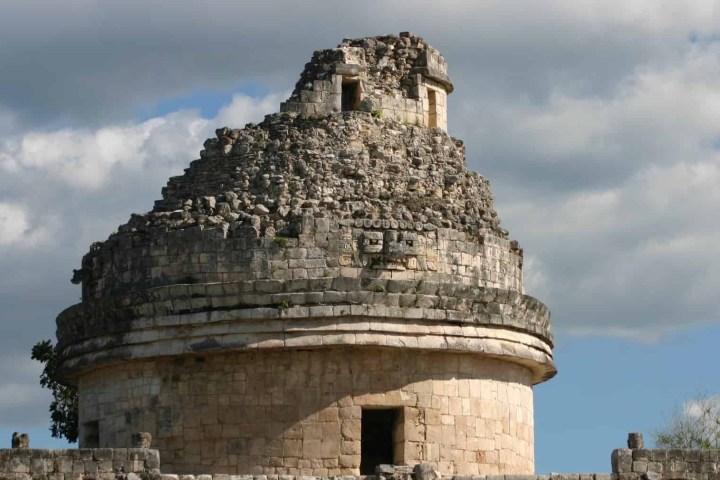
[56,33,556,477]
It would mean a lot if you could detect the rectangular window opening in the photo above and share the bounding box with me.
[360,408,401,474]
[427,89,438,128]
[81,420,100,448]
[342,80,360,111]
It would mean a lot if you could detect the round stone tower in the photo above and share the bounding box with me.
[56,32,555,476]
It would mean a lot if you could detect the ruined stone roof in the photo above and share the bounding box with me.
[57,34,554,386]
[280,32,453,129]
[150,113,501,241]
[287,32,453,102]
[70,110,519,299]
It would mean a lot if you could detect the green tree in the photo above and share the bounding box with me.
[653,394,720,449]
[31,339,79,442]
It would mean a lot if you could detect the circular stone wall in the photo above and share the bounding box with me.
[78,348,534,476]
[58,37,556,477]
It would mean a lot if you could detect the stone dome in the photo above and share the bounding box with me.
[56,32,555,477]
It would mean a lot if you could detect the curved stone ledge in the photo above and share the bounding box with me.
[58,312,555,384]
[57,278,552,348]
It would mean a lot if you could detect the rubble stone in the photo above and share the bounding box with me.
[55,33,556,477]
[9,434,28,450]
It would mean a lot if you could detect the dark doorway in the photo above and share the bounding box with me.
[342,81,359,111]
[81,420,99,447]
[360,408,398,474]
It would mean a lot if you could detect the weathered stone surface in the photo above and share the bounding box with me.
[52,32,556,478]
[282,34,452,131]
[131,432,152,449]
[9,435,28,450]
[0,449,157,477]
[627,433,644,449]
[611,445,720,480]
[415,464,441,480]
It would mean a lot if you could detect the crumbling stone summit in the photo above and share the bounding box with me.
[55,32,556,477]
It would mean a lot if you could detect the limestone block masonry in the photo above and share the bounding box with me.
[55,33,556,476]
[4,437,719,480]
[612,447,720,480]
[281,33,452,131]
[0,448,160,480]
[78,350,534,475]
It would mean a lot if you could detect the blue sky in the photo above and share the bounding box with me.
[536,326,720,472]
[1,0,719,474]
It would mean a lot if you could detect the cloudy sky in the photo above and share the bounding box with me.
[1,0,719,473]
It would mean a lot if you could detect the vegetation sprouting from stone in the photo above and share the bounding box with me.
[273,236,289,247]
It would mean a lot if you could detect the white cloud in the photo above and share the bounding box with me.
[0,383,43,410]
[0,203,31,246]
[451,38,720,338]
[684,395,720,419]
[502,154,720,337]
[0,93,285,190]
[0,352,43,378]
[0,354,51,427]
[0,117,190,188]
[522,255,551,301]
[0,1,719,342]
[477,41,720,174]
[0,202,50,248]
[216,93,287,128]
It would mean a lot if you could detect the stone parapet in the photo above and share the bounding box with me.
[0,448,159,480]
[155,475,614,480]
[612,448,720,480]
[0,449,614,480]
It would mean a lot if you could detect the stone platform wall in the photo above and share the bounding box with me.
[0,448,159,480]
[612,447,720,480]
[157,474,613,480]
[77,349,535,476]
[0,449,612,480]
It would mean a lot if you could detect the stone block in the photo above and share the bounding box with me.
[668,460,688,472]
[91,449,114,461]
[53,458,73,474]
[145,450,160,469]
[649,450,667,462]
[686,449,704,462]
[415,464,442,480]
[633,450,651,461]
[255,280,285,294]
[612,450,634,473]
[28,458,48,475]
[701,450,719,462]
[302,439,340,458]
